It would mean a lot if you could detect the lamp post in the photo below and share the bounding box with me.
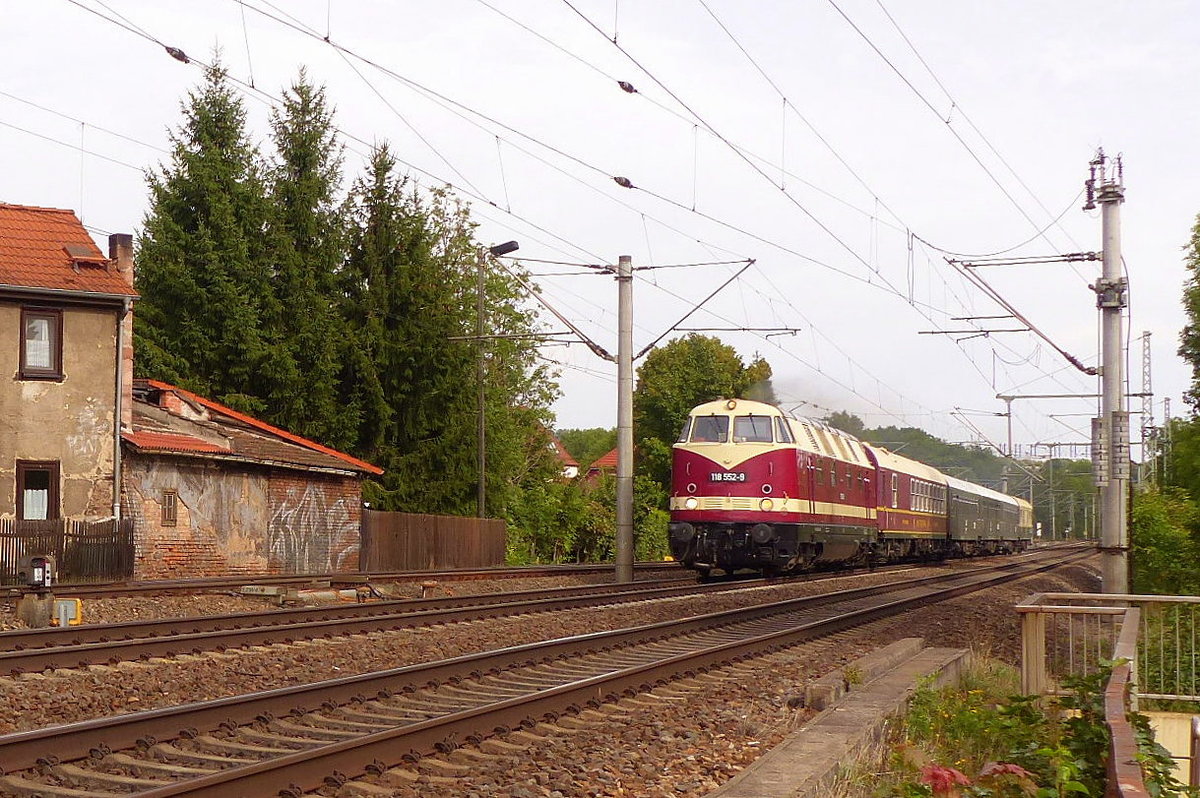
[478,240,519,518]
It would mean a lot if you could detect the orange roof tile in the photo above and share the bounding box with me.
[144,379,384,475]
[123,430,229,454]
[590,447,618,470]
[0,203,137,297]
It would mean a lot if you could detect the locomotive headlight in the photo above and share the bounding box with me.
[760,498,774,511]
[684,496,699,510]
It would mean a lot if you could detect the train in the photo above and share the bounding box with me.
[667,398,1033,577]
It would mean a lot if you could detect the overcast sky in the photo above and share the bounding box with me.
[5,1,1196,459]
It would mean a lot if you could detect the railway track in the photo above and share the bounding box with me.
[0,548,1088,797]
[34,561,683,599]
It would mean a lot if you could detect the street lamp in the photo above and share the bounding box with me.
[478,241,519,518]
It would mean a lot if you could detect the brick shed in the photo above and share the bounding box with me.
[122,380,382,579]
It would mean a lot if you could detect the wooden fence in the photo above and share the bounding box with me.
[0,518,135,585]
[360,510,506,571]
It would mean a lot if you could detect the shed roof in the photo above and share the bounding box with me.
[126,380,383,476]
[0,204,137,297]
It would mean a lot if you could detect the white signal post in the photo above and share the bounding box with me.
[615,254,635,583]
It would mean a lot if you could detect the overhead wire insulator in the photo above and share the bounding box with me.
[613,176,634,189]
[164,46,190,63]
[617,80,637,93]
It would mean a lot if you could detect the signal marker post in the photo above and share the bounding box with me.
[616,255,635,584]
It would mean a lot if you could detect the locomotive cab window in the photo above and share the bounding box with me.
[690,415,729,443]
[775,417,795,444]
[676,418,692,442]
[733,415,773,443]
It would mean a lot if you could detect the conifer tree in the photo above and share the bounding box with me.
[343,146,558,514]
[135,60,292,416]
[265,72,355,447]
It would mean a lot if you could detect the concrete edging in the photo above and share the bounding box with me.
[707,638,971,798]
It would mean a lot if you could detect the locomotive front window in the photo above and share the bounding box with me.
[733,415,773,443]
[690,415,729,443]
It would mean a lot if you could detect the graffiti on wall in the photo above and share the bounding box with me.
[267,481,358,574]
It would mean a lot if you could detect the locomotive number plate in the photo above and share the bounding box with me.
[709,472,746,482]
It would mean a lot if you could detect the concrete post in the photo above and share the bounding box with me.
[615,255,634,583]
[1096,163,1128,593]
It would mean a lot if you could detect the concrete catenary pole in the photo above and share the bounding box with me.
[615,255,635,583]
[1094,154,1128,593]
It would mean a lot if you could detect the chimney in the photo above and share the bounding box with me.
[109,234,135,429]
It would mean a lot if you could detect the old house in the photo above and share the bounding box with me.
[1,203,381,579]
[0,204,136,523]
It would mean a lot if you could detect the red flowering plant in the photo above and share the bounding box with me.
[920,764,972,797]
[975,762,1039,796]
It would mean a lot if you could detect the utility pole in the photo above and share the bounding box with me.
[478,241,520,518]
[615,255,635,583]
[1085,151,1129,593]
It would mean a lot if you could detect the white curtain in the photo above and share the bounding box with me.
[25,318,51,369]
[23,487,48,520]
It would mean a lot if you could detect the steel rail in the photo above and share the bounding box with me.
[39,561,683,598]
[129,550,1089,798]
[0,578,727,673]
[0,557,954,671]
[0,548,1089,781]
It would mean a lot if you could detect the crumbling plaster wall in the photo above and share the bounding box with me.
[0,302,118,519]
[123,455,362,577]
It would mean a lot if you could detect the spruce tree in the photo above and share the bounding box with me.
[343,146,558,514]
[136,60,292,416]
[265,72,355,447]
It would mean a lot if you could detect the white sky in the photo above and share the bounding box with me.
[4,1,1196,458]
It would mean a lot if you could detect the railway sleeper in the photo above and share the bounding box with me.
[193,731,299,755]
[0,774,120,798]
[268,717,360,740]
[103,752,218,777]
[229,726,322,750]
[148,742,255,767]
[52,762,169,792]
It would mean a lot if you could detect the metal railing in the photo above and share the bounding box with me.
[1016,592,1200,796]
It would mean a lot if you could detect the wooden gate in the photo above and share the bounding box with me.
[359,511,505,571]
[0,518,135,585]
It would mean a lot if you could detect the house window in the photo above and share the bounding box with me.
[20,308,63,380]
[16,461,60,521]
[161,490,178,526]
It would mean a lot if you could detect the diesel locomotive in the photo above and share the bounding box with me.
[667,398,1033,576]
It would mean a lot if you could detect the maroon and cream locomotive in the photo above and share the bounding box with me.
[667,399,1032,576]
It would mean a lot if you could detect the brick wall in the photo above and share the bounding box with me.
[266,470,362,573]
[124,454,363,578]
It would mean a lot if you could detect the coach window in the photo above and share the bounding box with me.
[691,415,729,443]
[734,415,774,443]
[890,473,899,508]
[16,460,60,521]
[816,463,824,486]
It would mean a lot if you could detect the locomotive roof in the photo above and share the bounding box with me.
[944,475,1020,507]
[685,399,869,466]
[862,443,948,483]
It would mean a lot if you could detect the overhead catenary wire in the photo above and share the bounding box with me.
[51,0,1089,448]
